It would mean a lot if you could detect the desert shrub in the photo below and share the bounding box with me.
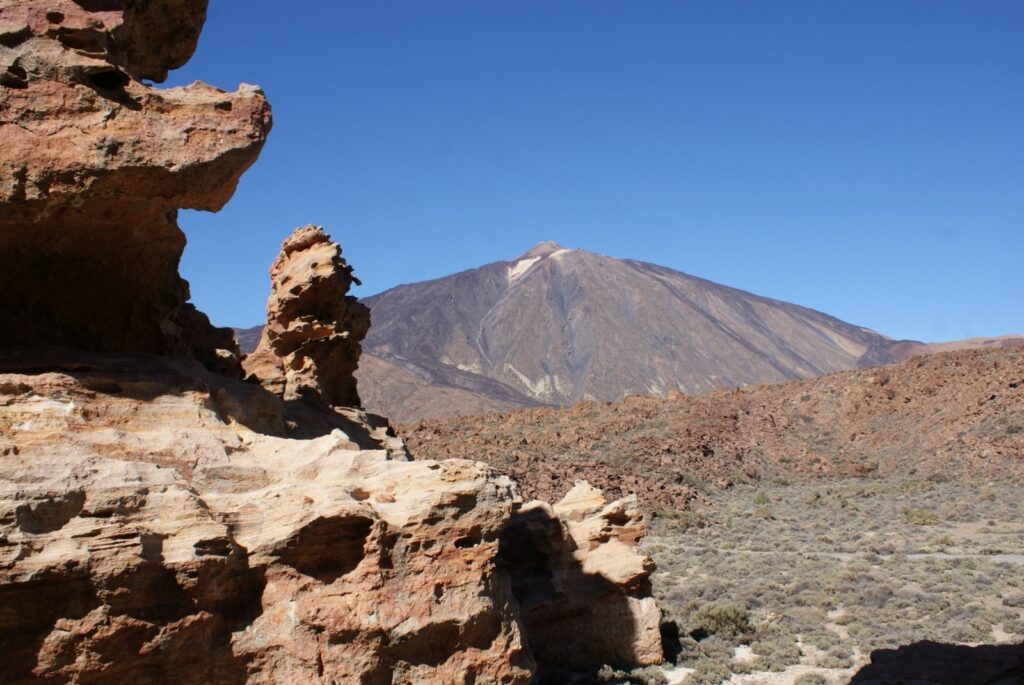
[805,630,840,651]
[683,658,731,685]
[629,666,668,685]
[750,625,801,671]
[686,602,753,640]
[1003,617,1024,635]
[928,533,954,548]
[794,674,829,685]
[597,664,668,684]
[754,491,771,506]
[817,646,854,668]
[1002,593,1024,608]
[902,508,942,525]
[658,508,710,531]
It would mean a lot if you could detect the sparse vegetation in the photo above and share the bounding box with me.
[649,478,1024,681]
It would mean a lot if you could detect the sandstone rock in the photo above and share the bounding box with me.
[0,352,535,684]
[498,481,663,679]
[0,0,271,366]
[244,226,371,409]
[0,4,665,682]
[0,352,665,683]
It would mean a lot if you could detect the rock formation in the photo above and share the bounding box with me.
[0,352,534,684]
[0,0,271,368]
[0,2,664,682]
[243,226,370,409]
[499,482,663,680]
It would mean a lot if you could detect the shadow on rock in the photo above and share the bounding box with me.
[497,486,663,684]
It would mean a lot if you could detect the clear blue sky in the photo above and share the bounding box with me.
[167,1,1023,342]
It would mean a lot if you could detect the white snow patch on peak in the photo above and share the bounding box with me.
[508,256,541,282]
[549,248,574,260]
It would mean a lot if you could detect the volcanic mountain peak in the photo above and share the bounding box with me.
[508,241,576,283]
[517,240,568,260]
[353,243,926,421]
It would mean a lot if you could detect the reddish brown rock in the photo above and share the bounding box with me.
[0,0,271,366]
[243,226,371,409]
[401,347,1024,509]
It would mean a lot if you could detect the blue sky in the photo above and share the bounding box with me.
[167,1,1023,342]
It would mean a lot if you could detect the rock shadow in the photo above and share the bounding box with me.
[848,639,1023,685]
[497,505,656,684]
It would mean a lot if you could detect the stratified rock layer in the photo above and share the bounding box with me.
[244,226,370,408]
[0,352,535,684]
[0,0,271,364]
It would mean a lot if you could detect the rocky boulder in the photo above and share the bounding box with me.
[0,2,666,682]
[499,481,663,680]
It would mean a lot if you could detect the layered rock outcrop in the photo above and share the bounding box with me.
[0,352,664,683]
[0,0,271,366]
[0,352,534,684]
[243,226,371,409]
[0,2,664,682]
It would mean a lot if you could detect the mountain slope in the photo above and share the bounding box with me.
[356,241,903,420]
[399,347,1024,509]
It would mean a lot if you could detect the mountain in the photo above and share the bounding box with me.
[354,241,905,420]
[235,242,1020,422]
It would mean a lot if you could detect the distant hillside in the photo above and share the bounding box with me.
[399,348,1024,510]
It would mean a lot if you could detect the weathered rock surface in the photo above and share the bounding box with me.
[0,354,664,683]
[0,352,535,684]
[0,0,271,364]
[244,226,370,409]
[0,4,665,682]
[499,482,662,680]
